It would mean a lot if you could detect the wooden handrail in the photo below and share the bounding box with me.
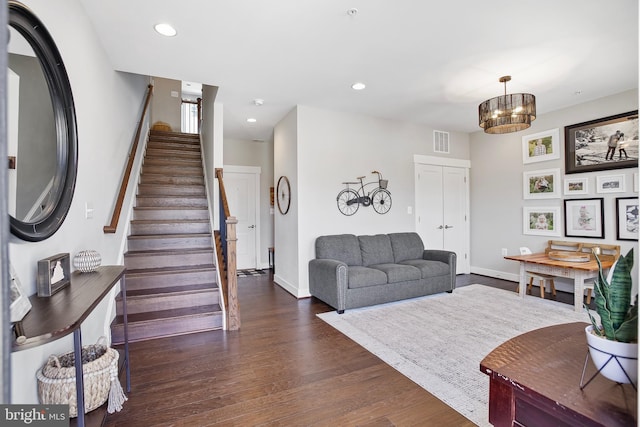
[104,84,153,233]
[215,168,231,218]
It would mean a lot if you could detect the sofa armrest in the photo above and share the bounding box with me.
[423,249,457,289]
[309,259,348,312]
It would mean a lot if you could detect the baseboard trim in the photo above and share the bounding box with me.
[470,267,518,283]
[273,274,311,298]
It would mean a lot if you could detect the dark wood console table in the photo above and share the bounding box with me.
[480,322,636,427]
[12,266,129,427]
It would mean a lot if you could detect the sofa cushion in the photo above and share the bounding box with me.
[371,263,421,282]
[389,232,424,263]
[359,234,394,266]
[399,259,449,278]
[348,266,388,289]
[316,234,362,266]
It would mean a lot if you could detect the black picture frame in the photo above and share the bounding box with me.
[563,198,604,239]
[616,197,639,241]
[37,253,71,297]
[564,110,638,174]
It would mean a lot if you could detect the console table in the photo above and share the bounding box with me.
[480,322,636,427]
[12,266,129,427]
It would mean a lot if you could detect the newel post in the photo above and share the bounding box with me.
[225,216,240,330]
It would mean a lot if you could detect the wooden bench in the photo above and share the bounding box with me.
[544,240,620,303]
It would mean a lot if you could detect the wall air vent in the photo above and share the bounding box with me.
[434,130,450,153]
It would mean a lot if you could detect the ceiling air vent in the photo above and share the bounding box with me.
[433,130,450,153]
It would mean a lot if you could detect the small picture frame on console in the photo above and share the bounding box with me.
[37,253,71,297]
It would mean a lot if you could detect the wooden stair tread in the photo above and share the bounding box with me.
[125,264,217,276]
[130,219,209,224]
[115,304,222,324]
[124,283,218,298]
[133,206,208,211]
[136,194,206,198]
[125,248,214,257]
[128,232,212,239]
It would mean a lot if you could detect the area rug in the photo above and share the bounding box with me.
[317,284,591,426]
[237,268,267,277]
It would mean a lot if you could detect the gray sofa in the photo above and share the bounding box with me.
[309,232,456,313]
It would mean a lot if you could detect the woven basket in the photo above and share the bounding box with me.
[37,338,125,417]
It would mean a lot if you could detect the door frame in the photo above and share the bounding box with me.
[223,165,261,270]
[413,155,471,274]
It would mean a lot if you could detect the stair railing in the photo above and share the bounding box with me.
[104,84,153,233]
[215,168,240,330]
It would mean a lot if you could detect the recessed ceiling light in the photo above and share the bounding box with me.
[351,82,366,90]
[154,23,177,37]
[247,118,257,123]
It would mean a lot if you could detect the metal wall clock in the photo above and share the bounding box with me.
[276,176,291,215]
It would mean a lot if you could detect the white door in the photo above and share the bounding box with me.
[415,163,469,274]
[442,167,468,273]
[224,168,260,269]
[415,164,444,248]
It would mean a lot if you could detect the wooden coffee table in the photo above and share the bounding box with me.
[480,322,636,427]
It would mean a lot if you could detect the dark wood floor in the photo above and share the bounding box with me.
[105,274,583,426]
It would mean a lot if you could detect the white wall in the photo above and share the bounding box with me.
[470,90,639,293]
[150,77,181,131]
[224,138,274,268]
[273,108,300,296]
[274,105,471,297]
[9,0,149,403]
[200,85,221,229]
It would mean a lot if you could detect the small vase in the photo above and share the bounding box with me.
[73,250,101,273]
[585,325,638,385]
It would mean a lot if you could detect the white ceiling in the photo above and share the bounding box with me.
[79,0,638,142]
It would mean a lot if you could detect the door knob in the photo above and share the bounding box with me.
[248,225,255,229]
[437,225,444,229]
[444,225,453,229]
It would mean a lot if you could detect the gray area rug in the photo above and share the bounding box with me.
[317,284,590,426]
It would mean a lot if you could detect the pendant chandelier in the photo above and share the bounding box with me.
[478,76,536,134]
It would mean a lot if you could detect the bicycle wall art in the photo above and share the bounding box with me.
[336,171,392,215]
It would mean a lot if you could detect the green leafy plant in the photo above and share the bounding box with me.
[585,248,637,343]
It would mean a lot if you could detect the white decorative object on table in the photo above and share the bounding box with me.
[73,250,101,273]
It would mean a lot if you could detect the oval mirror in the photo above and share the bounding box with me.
[8,1,78,241]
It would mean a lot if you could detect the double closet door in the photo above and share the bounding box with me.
[415,162,470,274]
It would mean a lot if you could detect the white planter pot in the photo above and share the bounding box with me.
[585,325,637,385]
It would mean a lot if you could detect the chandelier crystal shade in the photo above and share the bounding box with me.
[478,76,536,134]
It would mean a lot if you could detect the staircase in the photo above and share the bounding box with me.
[111,130,223,344]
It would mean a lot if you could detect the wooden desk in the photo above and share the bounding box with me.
[504,253,613,312]
[13,266,129,427]
[480,322,637,427]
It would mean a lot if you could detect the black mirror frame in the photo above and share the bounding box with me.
[8,1,78,241]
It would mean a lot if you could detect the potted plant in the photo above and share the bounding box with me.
[584,248,637,385]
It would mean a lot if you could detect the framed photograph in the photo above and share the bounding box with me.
[523,206,561,236]
[523,168,561,199]
[634,172,638,193]
[596,174,626,193]
[37,253,71,297]
[564,110,638,174]
[616,197,638,241]
[564,177,588,195]
[564,198,604,238]
[9,263,32,323]
[522,128,560,164]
